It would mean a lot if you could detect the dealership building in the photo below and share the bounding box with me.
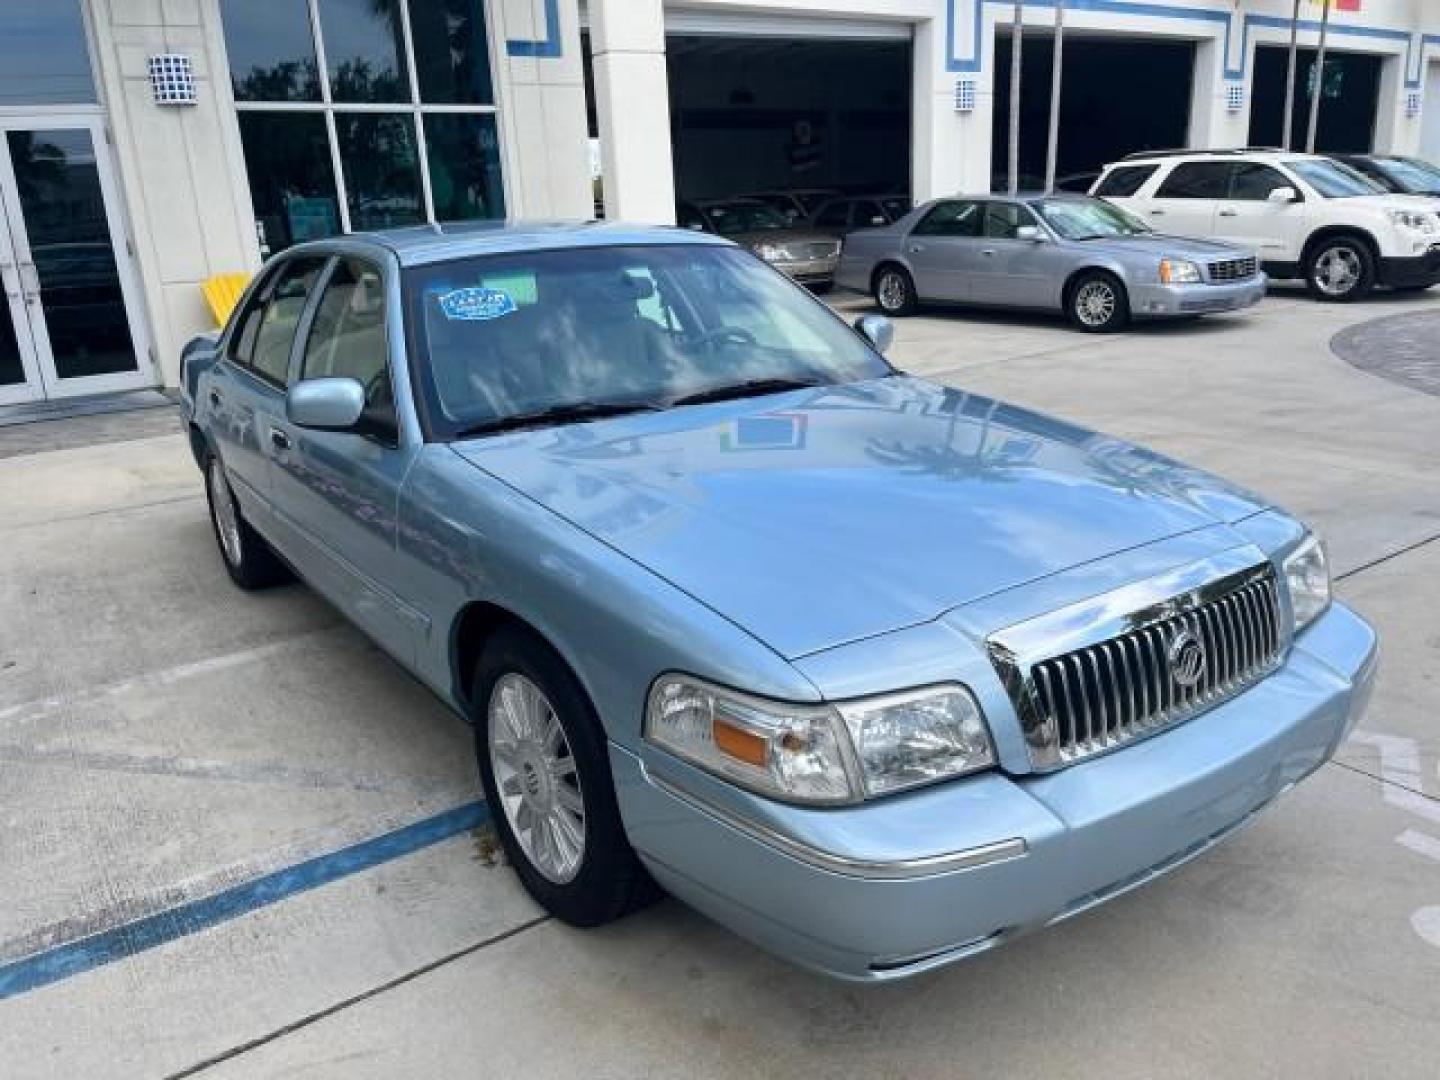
[2,0,1438,405]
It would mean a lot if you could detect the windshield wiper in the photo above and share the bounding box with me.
[455,400,660,438]
[666,377,827,408]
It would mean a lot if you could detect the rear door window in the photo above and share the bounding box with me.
[1093,164,1158,198]
[1155,162,1232,199]
[912,200,983,237]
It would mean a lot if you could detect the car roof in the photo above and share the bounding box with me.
[314,219,730,267]
[1114,149,1323,167]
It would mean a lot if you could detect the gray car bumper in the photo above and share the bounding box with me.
[1130,274,1268,318]
[613,600,1375,981]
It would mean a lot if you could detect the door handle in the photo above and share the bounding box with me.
[1148,209,1165,216]
[981,248,997,257]
[1218,208,1238,218]
[208,388,222,407]
[269,428,291,451]
[908,244,924,253]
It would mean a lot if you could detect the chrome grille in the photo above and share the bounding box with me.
[1208,256,1258,282]
[996,565,1284,770]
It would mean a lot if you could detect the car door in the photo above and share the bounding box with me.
[266,253,424,665]
[904,199,985,301]
[1212,161,1308,262]
[1141,161,1230,238]
[207,256,327,530]
[971,201,1059,307]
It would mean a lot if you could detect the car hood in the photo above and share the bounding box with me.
[1072,233,1254,259]
[453,377,1269,659]
[725,229,839,251]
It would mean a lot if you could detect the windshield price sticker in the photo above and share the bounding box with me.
[438,287,517,321]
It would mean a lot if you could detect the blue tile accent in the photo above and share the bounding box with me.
[507,0,563,59]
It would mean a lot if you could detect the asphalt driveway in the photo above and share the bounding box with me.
[1,286,1438,1078]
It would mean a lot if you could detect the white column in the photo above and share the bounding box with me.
[590,0,674,225]
[911,13,989,200]
[1374,53,1419,155]
[1187,36,1248,151]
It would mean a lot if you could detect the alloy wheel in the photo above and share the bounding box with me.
[1313,245,1362,297]
[877,270,908,312]
[208,458,243,568]
[1074,280,1117,328]
[487,672,587,884]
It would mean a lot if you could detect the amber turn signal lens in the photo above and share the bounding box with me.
[712,717,769,768]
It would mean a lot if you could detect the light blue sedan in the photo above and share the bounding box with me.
[180,222,1375,980]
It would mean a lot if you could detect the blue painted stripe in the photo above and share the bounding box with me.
[0,801,490,1002]
[507,0,563,59]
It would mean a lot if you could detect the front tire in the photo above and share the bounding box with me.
[873,264,917,316]
[1304,237,1375,302]
[1067,271,1130,332]
[204,455,289,590]
[473,627,654,927]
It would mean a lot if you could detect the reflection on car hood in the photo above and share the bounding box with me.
[453,377,1269,659]
[1076,233,1255,259]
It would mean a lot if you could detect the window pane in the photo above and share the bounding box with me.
[319,0,410,103]
[251,258,327,385]
[1155,162,1230,199]
[337,113,424,230]
[913,201,981,237]
[1229,163,1289,201]
[410,0,495,104]
[0,1,93,104]
[237,113,341,253]
[219,0,320,102]
[301,258,395,434]
[424,114,506,221]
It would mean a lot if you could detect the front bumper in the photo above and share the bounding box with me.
[770,256,838,287]
[1130,274,1268,318]
[614,601,1376,981]
[1378,246,1440,288]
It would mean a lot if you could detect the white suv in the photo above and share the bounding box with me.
[1092,149,1440,301]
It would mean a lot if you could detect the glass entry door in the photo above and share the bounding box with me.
[0,115,153,405]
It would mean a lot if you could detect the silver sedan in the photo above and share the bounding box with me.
[836,194,1267,331]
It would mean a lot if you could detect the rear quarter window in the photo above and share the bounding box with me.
[1094,164,1158,198]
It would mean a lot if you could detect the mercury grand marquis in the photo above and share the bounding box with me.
[179,221,1376,981]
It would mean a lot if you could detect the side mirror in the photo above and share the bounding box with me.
[287,377,366,431]
[1267,186,1299,204]
[1016,225,1045,242]
[854,313,894,354]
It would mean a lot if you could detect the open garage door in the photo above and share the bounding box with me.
[1248,47,1381,152]
[993,34,1196,191]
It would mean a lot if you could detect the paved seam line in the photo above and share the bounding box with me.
[1328,757,1440,807]
[1335,531,1440,582]
[163,915,552,1080]
[0,801,490,1002]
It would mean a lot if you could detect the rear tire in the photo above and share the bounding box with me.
[873,265,917,316]
[472,626,655,927]
[1304,236,1375,302]
[204,455,290,590]
[1067,271,1130,332]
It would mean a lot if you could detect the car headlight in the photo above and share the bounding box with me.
[1282,532,1331,633]
[1159,257,1203,284]
[645,675,994,804]
[1388,209,1438,234]
[753,243,793,263]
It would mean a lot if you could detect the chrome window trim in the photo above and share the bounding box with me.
[987,547,1291,771]
[648,772,1027,880]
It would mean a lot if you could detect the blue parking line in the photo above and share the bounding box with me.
[0,801,490,1002]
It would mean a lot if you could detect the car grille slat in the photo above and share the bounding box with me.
[1020,567,1283,768]
[1208,256,1258,282]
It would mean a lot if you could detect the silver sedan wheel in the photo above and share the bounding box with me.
[1074,280,1117,327]
[487,672,586,884]
[1313,245,1361,296]
[877,270,908,312]
[208,458,243,568]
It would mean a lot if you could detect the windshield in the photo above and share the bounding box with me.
[1033,198,1150,239]
[1287,158,1387,198]
[405,244,891,439]
[702,202,793,234]
[1372,157,1440,194]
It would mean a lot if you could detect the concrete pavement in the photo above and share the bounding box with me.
[1,288,1438,1078]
